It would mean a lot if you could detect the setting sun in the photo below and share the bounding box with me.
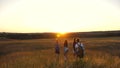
[56,32,67,38]
[56,34,60,38]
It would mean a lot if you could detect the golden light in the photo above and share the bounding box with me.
[56,32,67,38]
[57,34,60,38]
[59,32,66,35]
[52,27,70,35]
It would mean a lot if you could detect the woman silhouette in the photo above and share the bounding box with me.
[64,40,69,61]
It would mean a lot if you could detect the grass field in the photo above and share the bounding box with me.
[0,37,120,68]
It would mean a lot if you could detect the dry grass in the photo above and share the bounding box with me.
[0,37,120,68]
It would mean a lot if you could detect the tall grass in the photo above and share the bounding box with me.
[46,54,120,68]
[0,37,120,68]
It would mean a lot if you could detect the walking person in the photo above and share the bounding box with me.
[64,40,69,61]
[75,38,85,59]
[55,40,60,61]
[73,38,77,56]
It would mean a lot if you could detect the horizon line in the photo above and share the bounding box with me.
[0,30,120,33]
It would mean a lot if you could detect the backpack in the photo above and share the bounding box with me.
[76,43,84,58]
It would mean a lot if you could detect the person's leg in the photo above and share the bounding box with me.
[57,54,60,61]
[73,50,76,57]
[56,53,59,62]
[66,52,68,61]
[64,54,67,61]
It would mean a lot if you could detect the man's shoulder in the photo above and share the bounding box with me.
[77,42,81,45]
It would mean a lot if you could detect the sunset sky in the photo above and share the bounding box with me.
[0,0,120,33]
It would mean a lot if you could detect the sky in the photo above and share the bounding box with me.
[0,0,120,33]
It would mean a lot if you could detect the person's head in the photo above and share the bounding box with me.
[64,40,68,47]
[76,38,80,43]
[73,38,76,41]
[64,40,67,43]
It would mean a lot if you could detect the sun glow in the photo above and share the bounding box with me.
[51,26,74,34]
[59,32,66,35]
[56,32,66,38]
[57,34,60,38]
[54,30,67,35]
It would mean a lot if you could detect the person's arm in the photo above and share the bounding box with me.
[81,43,85,50]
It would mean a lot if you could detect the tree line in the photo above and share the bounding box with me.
[0,31,120,40]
